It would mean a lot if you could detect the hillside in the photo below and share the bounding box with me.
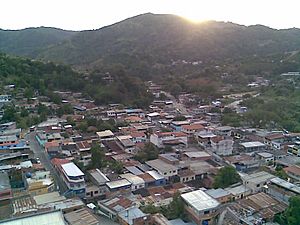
[1,13,300,78]
[0,27,77,57]
[0,53,152,107]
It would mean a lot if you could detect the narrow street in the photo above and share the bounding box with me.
[161,91,189,115]
[25,132,68,194]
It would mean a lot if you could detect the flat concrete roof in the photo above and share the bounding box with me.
[181,190,220,212]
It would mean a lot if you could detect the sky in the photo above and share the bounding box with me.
[1,0,300,31]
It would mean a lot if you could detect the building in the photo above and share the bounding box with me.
[205,188,232,203]
[283,165,300,182]
[182,151,211,161]
[106,179,132,192]
[120,173,145,191]
[88,169,110,198]
[225,185,251,200]
[242,171,275,193]
[0,171,12,204]
[265,177,300,205]
[60,162,86,197]
[181,123,205,136]
[96,130,115,141]
[210,136,233,156]
[64,207,100,225]
[181,190,220,225]
[170,121,190,131]
[240,141,266,152]
[0,210,66,225]
[150,132,188,148]
[146,159,178,180]
[214,126,232,136]
[25,171,55,196]
[178,169,196,183]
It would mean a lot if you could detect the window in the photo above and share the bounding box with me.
[204,210,210,215]
[94,191,98,194]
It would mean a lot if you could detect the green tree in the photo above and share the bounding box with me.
[275,196,300,225]
[213,166,241,188]
[90,144,106,169]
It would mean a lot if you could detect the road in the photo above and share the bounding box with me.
[25,132,68,194]
[161,91,189,115]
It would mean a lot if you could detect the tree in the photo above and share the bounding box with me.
[134,142,159,163]
[90,144,106,169]
[213,166,241,188]
[274,196,300,225]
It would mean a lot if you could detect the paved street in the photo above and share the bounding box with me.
[25,132,68,194]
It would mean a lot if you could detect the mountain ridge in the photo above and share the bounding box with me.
[1,13,300,77]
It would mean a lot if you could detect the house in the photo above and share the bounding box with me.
[265,177,300,205]
[0,135,23,150]
[150,132,188,148]
[25,171,55,196]
[59,162,86,197]
[88,169,110,198]
[178,169,196,183]
[147,112,161,122]
[225,185,251,200]
[116,135,136,153]
[205,188,232,203]
[106,179,132,192]
[159,153,180,165]
[146,159,178,180]
[182,151,212,161]
[98,195,133,220]
[96,130,115,141]
[170,121,190,131]
[287,141,300,156]
[224,154,260,172]
[240,141,266,152]
[130,132,147,143]
[256,152,274,163]
[64,207,100,225]
[85,183,102,200]
[120,173,145,191]
[242,171,275,193]
[196,130,216,148]
[76,141,92,166]
[213,126,232,136]
[210,136,233,156]
[283,165,300,182]
[181,123,205,136]
[181,190,220,225]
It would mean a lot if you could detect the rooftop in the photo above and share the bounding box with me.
[96,130,114,138]
[181,190,220,212]
[242,171,275,184]
[0,210,66,225]
[89,169,110,185]
[146,159,178,173]
[205,188,231,199]
[120,173,144,185]
[61,162,84,177]
[106,179,131,189]
[183,151,211,159]
[64,208,99,225]
[240,141,265,148]
[270,177,300,194]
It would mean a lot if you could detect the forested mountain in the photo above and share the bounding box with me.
[0,27,77,57]
[0,54,152,107]
[1,13,300,78]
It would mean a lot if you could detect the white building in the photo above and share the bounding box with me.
[210,136,233,156]
[120,173,145,191]
[60,162,85,197]
[181,190,220,225]
[146,159,178,179]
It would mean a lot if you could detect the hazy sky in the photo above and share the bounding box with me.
[1,0,300,30]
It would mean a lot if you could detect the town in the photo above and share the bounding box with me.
[0,79,299,225]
